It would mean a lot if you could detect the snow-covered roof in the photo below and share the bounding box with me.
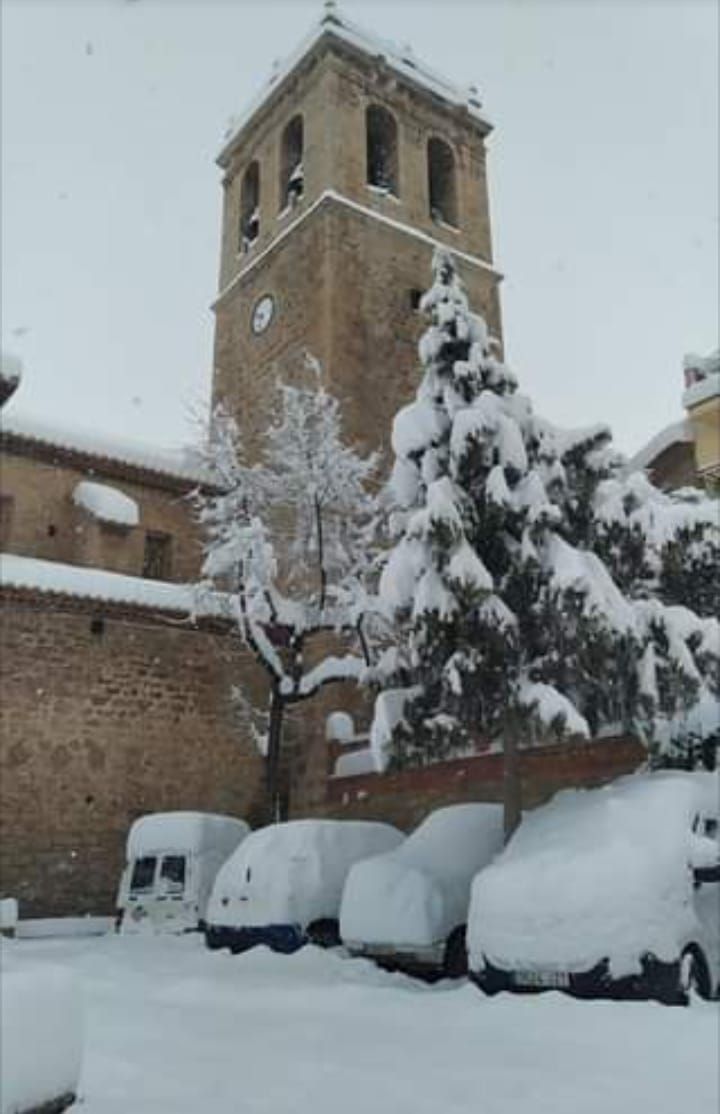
[683,371,720,410]
[627,419,693,473]
[0,553,220,616]
[218,3,490,165]
[1,409,212,487]
[72,481,140,528]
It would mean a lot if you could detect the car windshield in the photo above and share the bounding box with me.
[160,854,186,894]
[130,856,157,893]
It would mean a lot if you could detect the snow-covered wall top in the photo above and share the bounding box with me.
[2,409,211,486]
[0,553,225,616]
[72,481,140,528]
[219,4,490,164]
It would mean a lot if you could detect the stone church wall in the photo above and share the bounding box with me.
[0,592,265,917]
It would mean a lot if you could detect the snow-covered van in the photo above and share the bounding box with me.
[117,812,250,934]
[205,819,403,954]
[468,772,720,1004]
[340,804,504,977]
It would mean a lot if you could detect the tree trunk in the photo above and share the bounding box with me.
[265,686,285,823]
[503,713,522,843]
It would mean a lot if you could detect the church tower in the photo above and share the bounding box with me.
[212,2,502,456]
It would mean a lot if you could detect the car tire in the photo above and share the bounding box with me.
[679,947,712,1002]
[306,918,341,949]
[443,926,468,978]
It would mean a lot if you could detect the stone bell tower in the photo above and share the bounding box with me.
[211,2,503,458]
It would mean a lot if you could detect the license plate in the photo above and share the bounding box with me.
[514,969,570,989]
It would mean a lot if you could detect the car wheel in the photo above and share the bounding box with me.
[306,918,341,949]
[443,926,468,978]
[679,947,711,1002]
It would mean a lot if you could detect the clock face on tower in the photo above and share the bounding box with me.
[251,294,275,335]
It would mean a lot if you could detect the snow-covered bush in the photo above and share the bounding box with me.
[372,251,718,825]
[197,362,379,818]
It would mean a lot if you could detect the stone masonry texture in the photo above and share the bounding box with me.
[0,594,265,917]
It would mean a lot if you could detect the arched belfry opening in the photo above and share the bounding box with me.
[366,105,399,196]
[428,138,458,226]
[280,116,304,210]
[240,161,260,252]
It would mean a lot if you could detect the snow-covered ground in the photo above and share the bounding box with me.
[4,933,718,1114]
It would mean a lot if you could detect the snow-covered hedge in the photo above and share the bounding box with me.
[0,960,83,1114]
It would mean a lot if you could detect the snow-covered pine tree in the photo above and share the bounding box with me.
[374,250,649,835]
[536,425,719,768]
[197,364,378,819]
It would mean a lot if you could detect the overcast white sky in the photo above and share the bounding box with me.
[2,0,718,455]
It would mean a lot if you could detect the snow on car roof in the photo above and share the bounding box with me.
[127,812,250,857]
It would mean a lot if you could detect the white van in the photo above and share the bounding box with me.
[468,771,720,1004]
[117,812,250,934]
[341,804,504,977]
[205,819,404,954]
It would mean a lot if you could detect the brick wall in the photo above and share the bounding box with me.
[321,736,646,831]
[0,591,265,917]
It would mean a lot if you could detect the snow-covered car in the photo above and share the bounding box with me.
[0,951,83,1114]
[340,803,504,977]
[116,811,250,935]
[468,772,720,1004]
[205,819,403,954]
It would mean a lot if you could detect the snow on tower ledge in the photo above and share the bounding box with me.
[218,4,491,165]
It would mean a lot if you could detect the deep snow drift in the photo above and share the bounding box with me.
[4,933,717,1114]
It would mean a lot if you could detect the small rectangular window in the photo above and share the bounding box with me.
[130,856,157,893]
[160,855,186,894]
[142,531,172,580]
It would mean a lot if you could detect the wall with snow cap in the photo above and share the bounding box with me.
[324,735,645,834]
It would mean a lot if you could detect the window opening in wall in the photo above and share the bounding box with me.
[280,115,304,211]
[0,494,14,547]
[130,856,156,893]
[47,523,57,538]
[409,288,423,311]
[366,105,399,196]
[428,137,458,227]
[142,531,172,581]
[240,161,260,253]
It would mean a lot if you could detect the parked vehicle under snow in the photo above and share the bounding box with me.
[468,771,720,1004]
[340,803,504,976]
[205,819,403,954]
[116,812,250,935]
